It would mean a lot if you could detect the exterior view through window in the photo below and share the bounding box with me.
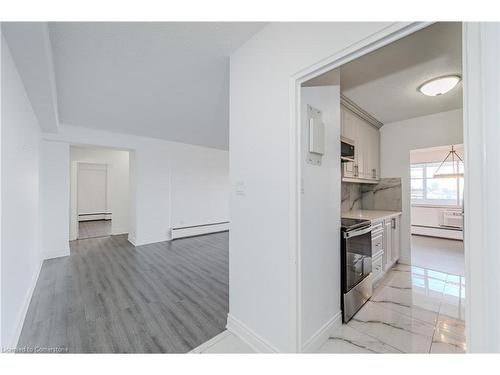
[411,161,464,206]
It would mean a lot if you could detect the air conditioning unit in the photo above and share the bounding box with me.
[441,210,463,229]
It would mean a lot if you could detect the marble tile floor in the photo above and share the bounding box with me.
[194,264,466,354]
[320,264,466,353]
[411,235,464,276]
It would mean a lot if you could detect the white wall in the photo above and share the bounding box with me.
[170,142,229,228]
[1,35,42,348]
[300,84,341,351]
[42,124,229,247]
[228,22,395,352]
[380,109,463,264]
[39,140,70,259]
[70,146,130,239]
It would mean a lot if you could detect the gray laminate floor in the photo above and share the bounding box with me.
[78,220,112,239]
[17,232,229,353]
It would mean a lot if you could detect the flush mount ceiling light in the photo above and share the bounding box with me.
[418,75,461,97]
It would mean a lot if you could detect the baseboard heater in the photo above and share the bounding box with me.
[411,224,463,240]
[171,221,229,239]
[78,212,112,222]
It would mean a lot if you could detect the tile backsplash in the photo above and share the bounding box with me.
[341,182,362,212]
[341,178,402,213]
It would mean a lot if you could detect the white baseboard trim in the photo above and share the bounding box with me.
[226,313,280,353]
[10,259,43,349]
[189,330,232,353]
[131,237,171,247]
[411,225,463,240]
[171,222,229,240]
[301,311,342,353]
[127,234,137,246]
[42,248,70,260]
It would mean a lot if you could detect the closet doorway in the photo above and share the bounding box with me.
[77,162,111,239]
[70,145,130,241]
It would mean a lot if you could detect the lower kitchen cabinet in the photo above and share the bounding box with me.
[391,215,400,263]
[384,219,393,270]
[383,215,401,270]
[372,214,401,284]
[372,251,384,284]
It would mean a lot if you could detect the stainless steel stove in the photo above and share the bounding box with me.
[341,218,371,231]
[340,217,373,322]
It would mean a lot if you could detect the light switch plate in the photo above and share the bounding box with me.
[235,181,246,196]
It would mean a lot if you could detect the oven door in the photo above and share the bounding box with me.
[344,226,372,293]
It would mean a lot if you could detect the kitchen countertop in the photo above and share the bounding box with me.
[341,209,401,222]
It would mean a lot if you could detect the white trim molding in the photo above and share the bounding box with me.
[11,260,43,349]
[171,222,229,240]
[301,311,342,353]
[226,314,280,353]
[42,248,70,261]
[127,234,137,246]
[463,22,500,352]
[189,330,232,353]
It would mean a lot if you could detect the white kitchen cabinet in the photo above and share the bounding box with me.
[356,119,368,179]
[382,214,401,270]
[341,108,357,178]
[366,124,380,179]
[340,105,380,182]
[372,253,384,284]
[383,219,393,270]
[391,215,400,262]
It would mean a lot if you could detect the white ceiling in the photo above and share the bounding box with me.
[48,22,267,149]
[340,22,462,124]
[2,22,59,132]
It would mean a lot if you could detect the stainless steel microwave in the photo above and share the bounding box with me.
[341,137,355,162]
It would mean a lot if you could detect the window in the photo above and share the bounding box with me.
[411,161,463,206]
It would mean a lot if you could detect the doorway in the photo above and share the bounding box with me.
[76,162,111,239]
[410,144,465,277]
[70,145,130,241]
[295,22,468,353]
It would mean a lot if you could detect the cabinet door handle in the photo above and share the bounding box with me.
[354,165,359,176]
[392,218,396,229]
[372,168,376,179]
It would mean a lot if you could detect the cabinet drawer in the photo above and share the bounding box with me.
[372,234,383,254]
[372,255,383,281]
[372,221,384,234]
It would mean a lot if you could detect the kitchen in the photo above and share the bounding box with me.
[300,22,465,353]
[339,97,402,322]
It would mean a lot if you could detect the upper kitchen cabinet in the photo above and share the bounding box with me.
[340,102,381,183]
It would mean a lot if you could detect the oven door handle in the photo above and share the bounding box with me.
[344,226,373,239]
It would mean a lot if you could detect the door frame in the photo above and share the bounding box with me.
[461,23,500,352]
[287,21,484,352]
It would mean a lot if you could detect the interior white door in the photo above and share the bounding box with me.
[77,163,108,216]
